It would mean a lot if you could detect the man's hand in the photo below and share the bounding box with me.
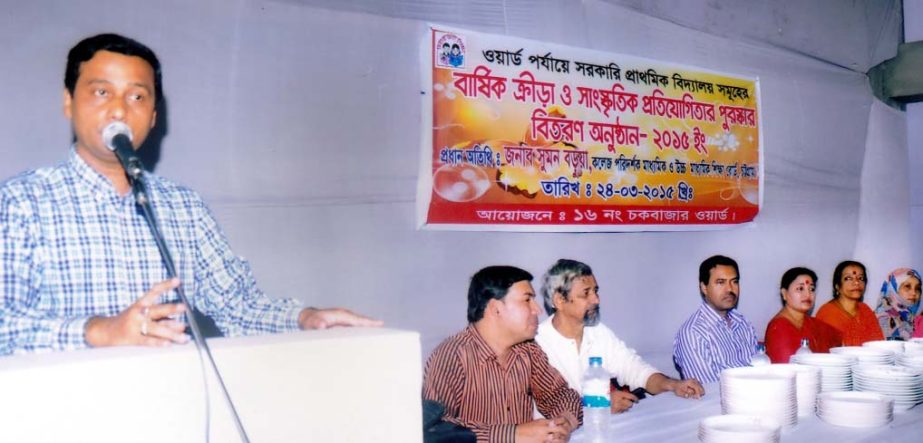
[556,413,578,433]
[85,278,189,347]
[609,390,639,413]
[645,373,706,399]
[298,307,383,330]
[515,418,572,442]
[668,378,705,399]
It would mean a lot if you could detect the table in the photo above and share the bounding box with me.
[0,328,422,442]
[571,383,920,442]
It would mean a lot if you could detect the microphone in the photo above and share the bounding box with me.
[100,125,252,442]
[102,121,144,179]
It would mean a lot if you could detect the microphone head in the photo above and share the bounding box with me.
[102,121,133,152]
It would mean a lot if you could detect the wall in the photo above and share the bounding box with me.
[0,0,908,374]
[907,0,923,276]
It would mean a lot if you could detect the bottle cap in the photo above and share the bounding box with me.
[589,356,603,366]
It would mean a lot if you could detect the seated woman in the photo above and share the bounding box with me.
[816,260,884,345]
[765,267,841,363]
[875,268,922,340]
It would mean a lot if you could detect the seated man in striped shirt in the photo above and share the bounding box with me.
[673,255,758,384]
[423,266,582,443]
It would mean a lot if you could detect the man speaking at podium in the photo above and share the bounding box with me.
[0,33,381,355]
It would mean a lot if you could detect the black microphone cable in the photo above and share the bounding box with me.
[103,121,251,443]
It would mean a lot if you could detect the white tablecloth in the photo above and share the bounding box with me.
[571,383,919,442]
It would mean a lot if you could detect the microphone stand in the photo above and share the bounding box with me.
[125,167,251,443]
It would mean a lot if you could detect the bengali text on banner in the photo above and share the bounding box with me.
[417,25,762,231]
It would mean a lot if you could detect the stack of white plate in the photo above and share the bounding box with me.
[896,352,923,372]
[764,364,821,417]
[904,341,923,355]
[698,415,781,443]
[852,365,923,412]
[790,353,857,392]
[830,346,895,365]
[720,367,797,428]
[816,391,893,427]
[863,340,905,355]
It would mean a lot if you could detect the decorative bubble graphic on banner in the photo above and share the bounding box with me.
[433,163,491,202]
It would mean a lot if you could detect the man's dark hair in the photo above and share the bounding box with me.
[698,255,739,287]
[467,266,533,323]
[65,33,163,103]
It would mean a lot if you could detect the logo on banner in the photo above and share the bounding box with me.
[435,32,466,69]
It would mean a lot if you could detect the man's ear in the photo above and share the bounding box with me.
[484,298,497,318]
[63,89,73,120]
[553,292,566,309]
[486,298,504,318]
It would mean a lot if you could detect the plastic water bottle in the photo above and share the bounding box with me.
[582,356,610,443]
[750,342,771,366]
[795,338,813,356]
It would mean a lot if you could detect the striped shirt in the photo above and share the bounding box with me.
[0,149,303,355]
[673,301,757,384]
[423,325,582,443]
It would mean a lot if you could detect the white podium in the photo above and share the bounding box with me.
[0,328,422,442]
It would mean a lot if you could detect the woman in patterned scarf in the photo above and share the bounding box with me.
[874,268,922,340]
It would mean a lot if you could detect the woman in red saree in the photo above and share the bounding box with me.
[765,267,842,363]
[816,260,884,345]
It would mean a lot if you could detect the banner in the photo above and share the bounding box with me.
[417,25,762,231]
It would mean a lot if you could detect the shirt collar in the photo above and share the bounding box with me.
[697,300,743,326]
[539,315,562,337]
[465,324,500,362]
[65,146,125,199]
[465,324,528,362]
[542,314,584,342]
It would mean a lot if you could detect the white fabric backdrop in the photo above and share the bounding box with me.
[906,1,923,281]
[0,0,909,374]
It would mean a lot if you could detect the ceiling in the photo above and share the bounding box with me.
[273,0,904,73]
